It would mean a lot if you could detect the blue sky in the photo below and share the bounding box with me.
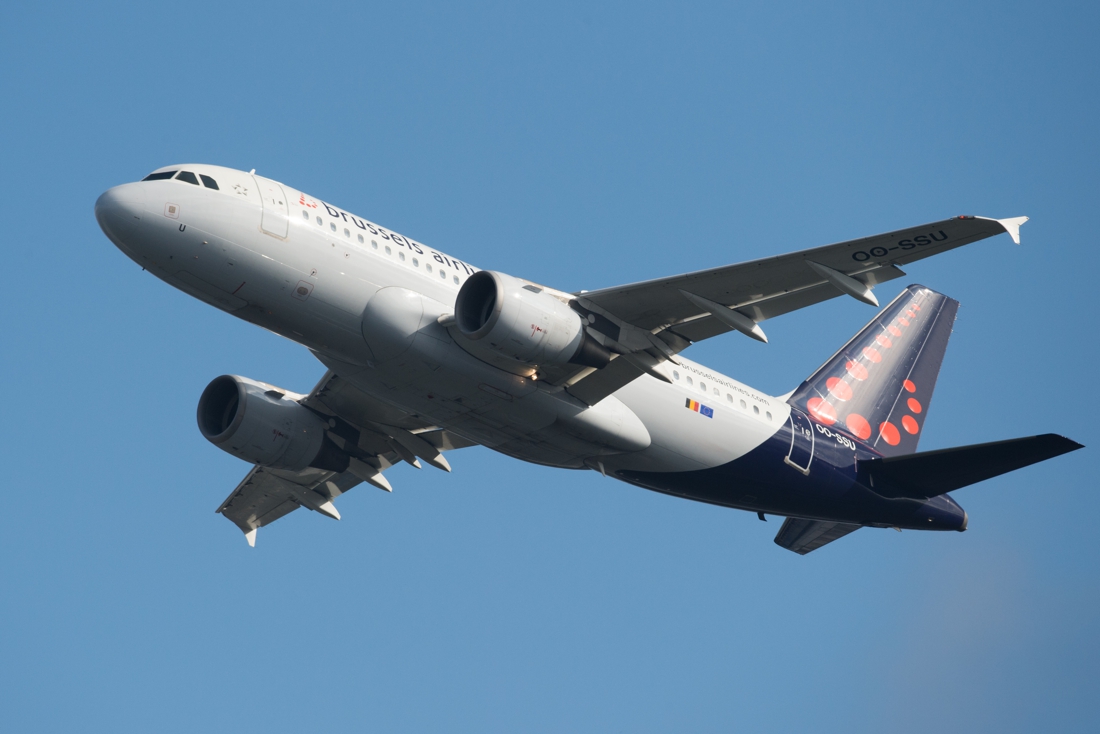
[2,1,1097,731]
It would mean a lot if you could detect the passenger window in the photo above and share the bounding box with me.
[412,258,419,267]
[740,400,747,409]
[713,387,719,395]
[399,252,406,261]
[330,223,337,232]
[440,269,446,279]
[344,228,350,238]
[686,377,693,386]
[453,276,460,284]
[175,171,200,185]
[316,216,323,226]
[142,170,177,181]
[358,234,364,244]
[385,245,392,255]
[372,240,378,249]
[726,394,733,402]
[673,371,680,380]
[700,382,706,392]
[199,174,219,190]
[302,211,309,220]
[766,411,772,420]
[426,264,433,273]
[753,405,760,415]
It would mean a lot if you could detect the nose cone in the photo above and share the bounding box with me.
[95,184,146,248]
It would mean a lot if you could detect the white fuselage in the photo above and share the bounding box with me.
[96,164,787,479]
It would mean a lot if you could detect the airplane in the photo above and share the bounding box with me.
[94,164,1083,554]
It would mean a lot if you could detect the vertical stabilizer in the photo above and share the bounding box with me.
[787,285,958,457]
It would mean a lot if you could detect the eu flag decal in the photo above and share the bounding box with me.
[685,398,714,418]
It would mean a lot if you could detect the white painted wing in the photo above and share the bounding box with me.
[575,216,1025,345]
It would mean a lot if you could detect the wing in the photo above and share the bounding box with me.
[559,215,1025,405]
[215,371,478,544]
[773,517,861,555]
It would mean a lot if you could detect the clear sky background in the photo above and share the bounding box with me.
[2,1,1097,731]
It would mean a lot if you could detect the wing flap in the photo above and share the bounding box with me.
[774,517,861,555]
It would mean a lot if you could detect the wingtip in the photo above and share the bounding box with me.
[244,528,257,547]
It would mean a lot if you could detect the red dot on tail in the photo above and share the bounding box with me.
[807,397,837,425]
[864,347,882,363]
[902,415,919,434]
[846,361,869,381]
[827,377,853,401]
[898,318,909,327]
[880,421,901,445]
[876,334,893,348]
[903,379,916,393]
[907,310,916,318]
[846,413,871,440]
[888,325,902,337]
[908,397,922,413]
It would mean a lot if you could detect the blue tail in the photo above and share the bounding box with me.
[788,285,958,457]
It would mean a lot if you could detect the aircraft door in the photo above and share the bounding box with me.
[784,408,814,475]
[254,175,289,238]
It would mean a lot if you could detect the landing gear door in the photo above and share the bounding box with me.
[254,175,289,238]
[784,409,814,475]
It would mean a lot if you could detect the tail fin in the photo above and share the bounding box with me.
[788,285,958,456]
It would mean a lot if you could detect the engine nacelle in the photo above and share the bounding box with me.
[454,271,610,369]
[197,375,349,472]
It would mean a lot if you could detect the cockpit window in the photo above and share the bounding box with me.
[142,170,177,181]
[199,174,219,190]
[175,171,200,185]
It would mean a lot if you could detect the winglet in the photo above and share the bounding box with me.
[244,528,257,547]
[999,216,1028,244]
[977,215,1028,244]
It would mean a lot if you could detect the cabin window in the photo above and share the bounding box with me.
[740,400,747,409]
[766,411,772,421]
[686,376,693,386]
[302,211,309,220]
[357,234,364,244]
[426,264,433,273]
[673,370,680,380]
[330,223,337,232]
[344,228,350,238]
[199,174,219,190]
[385,245,391,255]
[440,269,447,279]
[399,252,406,261]
[726,394,733,402]
[713,387,719,395]
[175,171,200,185]
[371,240,378,249]
[316,216,323,226]
[753,405,760,415]
[453,275,460,284]
[142,170,177,181]
[412,258,419,267]
[699,381,706,392]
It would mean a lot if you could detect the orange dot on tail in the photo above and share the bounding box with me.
[879,421,901,445]
[876,334,893,348]
[846,360,869,381]
[902,415,919,434]
[846,413,871,440]
[807,397,837,425]
[864,347,882,363]
[827,377,853,401]
[888,325,902,337]
[907,397,922,413]
[903,380,916,393]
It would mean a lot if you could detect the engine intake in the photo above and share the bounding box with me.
[454,271,610,369]
[197,375,349,472]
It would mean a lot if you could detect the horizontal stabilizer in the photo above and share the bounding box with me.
[859,434,1083,499]
[774,518,861,555]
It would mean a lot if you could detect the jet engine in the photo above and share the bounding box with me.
[197,375,349,472]
[454,271,610,369]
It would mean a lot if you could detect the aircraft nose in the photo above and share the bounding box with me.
[95,183,145,245]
